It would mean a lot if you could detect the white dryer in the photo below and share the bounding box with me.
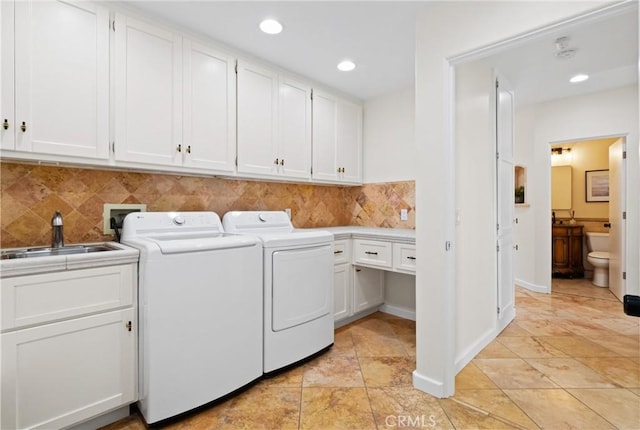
[121,212,263,424]
[223,211,334,373]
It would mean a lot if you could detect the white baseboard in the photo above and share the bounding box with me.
[413,370,450,398]
[515,278,549,294]
[334,307,380,329]
[454,327,496,373]
[379,304,416,321]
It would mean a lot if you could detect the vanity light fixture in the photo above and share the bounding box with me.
[259,18,283,35]
[570,74,589,83]
[337,60,356,72]
[551,147,571,155]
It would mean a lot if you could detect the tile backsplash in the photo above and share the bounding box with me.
[1,163,415,248]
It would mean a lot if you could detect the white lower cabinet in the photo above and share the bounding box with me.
[353,266,385,313]
[333,263,352,321]
[1,264,137,430]
[333,239,385,323]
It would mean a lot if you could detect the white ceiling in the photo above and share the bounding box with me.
[125,1,638,103]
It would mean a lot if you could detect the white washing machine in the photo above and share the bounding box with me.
[223,211,334,373]
[121,212,263,424]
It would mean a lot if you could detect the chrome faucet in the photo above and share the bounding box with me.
[51,211,64,248]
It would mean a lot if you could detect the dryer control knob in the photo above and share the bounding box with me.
[258,213,267,222]
[173,215,185,225]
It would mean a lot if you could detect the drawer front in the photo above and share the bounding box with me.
[333,240,351,265]
[353,239,392,268]
[2,264,136,331]
[393,243,416,273]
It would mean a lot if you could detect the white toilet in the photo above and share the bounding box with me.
[585,232,610,287]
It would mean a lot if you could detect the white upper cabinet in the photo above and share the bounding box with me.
[312,90,362,184]
[115,14,182,166]
[237,61,312,180]
[1,1,15,151]
[2,0,109,158]
[236,60,280,177]
[278,76,312,179]
[182,40,236,172]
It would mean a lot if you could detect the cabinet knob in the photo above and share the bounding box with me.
[274,158,279,165]
[2,119,8,130]
[186,145,191,154]
[176,144,182,152]
[513,244,519,251]
[125,321,132,332]
[20,121,26,132]
[280,159,284,166]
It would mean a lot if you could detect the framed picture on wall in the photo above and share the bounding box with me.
[585,169,609,202]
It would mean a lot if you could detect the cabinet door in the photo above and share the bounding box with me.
[312,90,339,181]
[333,263,352,321]
[1,308,136,430]
[183,39,236,172]
[237,60,279,176]
[336,99,363,183]
[0,0,14,150]
[279,76,311,179]
[353,266,384,313]
[115,14,182,166]
[14,0,109,158]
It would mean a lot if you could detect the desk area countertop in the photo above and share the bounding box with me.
[303,227,416,244]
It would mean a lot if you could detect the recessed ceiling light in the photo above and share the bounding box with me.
[337,60,356,72]
[259,19,283,35]
[570,74,589,83]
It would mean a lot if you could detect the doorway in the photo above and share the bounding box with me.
[549,136,627,301]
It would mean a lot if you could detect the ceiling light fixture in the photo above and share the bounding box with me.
[337,60,356,72]
[259,19,283,35]
[569,74,589,83]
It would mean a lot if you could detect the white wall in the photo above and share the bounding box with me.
[514,85,639,295]
[363,87,415,183]
[454,59,497,366]
[414,1,612,398]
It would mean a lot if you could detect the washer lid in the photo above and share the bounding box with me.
[147,233,257,254]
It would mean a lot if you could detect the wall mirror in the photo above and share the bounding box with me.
[551,165,572,210]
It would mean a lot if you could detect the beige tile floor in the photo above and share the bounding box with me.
[103,278,639,429]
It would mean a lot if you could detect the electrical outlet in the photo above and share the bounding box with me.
[400,209,408,221]
[284,208,292,219]
[103,203,147,234]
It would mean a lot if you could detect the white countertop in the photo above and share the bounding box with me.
[0,242,139,278]
[303,226,416,244]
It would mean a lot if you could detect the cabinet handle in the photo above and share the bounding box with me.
[186,145,191,154]
[20,121,26,132]
[280,159,284,166]
[364,251,378,255]
[355,268,362,272]
[274,158,279,165]
[513,245,519,251]
[2,119,8,130]
[334,250,343,254]
[176,144,182,152]
[407,256,416,260]
[126,321,132,332]
[337,167,342,173]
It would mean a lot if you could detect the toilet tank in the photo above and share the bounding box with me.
[585,232,609,252]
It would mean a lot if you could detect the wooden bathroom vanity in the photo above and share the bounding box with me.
[552,224,584,278]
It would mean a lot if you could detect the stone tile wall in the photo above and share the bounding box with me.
[0,162,415,248]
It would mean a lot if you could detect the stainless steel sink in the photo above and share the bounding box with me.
[1,244,120,260]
